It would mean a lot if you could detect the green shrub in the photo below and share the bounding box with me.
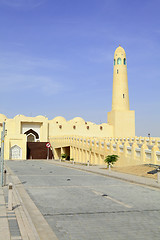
[61,153,67,160]
[104,155,119,167]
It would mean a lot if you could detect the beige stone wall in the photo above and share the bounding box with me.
[50,136,160,167]
[4,134,27,160]
[0,114,49,160]
[108,110,135,137]
[49,117,113,138]
[1,114,114,160]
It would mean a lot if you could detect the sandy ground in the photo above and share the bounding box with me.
[112,165,158,179]
[63,160,158,179]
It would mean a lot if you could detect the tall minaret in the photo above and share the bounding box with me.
[112,45,129,111]
[107,46,135,137]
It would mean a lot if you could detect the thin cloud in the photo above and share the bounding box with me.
[25,58,67,70]
[0,51,69,96]
[0,52,68,72]
[0,74,65,96]
[1,0,46,9]
[87,48,113,63]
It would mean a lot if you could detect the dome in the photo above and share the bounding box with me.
[13,114,26,119]
[0,114,7,120]
[52,116,66,123]
[35,115,48,120]
[114,46,126,57]
[86,121,94,125]
[69,117,85,124]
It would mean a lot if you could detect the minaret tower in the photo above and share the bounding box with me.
[112,46,129,111]
[108,46,135,137]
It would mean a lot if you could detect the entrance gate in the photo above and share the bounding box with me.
[27,142,53,159]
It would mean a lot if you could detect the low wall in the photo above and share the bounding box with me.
[49,136,160,167]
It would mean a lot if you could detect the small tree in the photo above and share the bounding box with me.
[61,153,67,160]
[104,155,119,169]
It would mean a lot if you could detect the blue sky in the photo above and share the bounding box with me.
[0,0,160,137]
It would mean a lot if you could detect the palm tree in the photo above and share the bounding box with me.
[104,155,119,170]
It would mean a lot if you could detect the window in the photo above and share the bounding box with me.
[123,94,125,98]
[117,58,122,65]
[124,58,126,65]
[114,59,116,65]
[10,145,22,160]
[117,69,119,74]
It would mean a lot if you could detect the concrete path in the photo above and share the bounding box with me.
[3,160,160,240]
[49,160,160,189]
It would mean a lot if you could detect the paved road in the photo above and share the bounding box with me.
[6,160,160,240]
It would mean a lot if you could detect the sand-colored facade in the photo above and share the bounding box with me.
[1,114,114,160]
[1,46,136,162]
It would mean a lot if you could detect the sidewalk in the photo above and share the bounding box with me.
[0,173,37,240]
[0,187,10,240]
[47,159,160,189]
[0,165,58,240]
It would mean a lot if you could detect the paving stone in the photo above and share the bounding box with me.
[6,160,160,240]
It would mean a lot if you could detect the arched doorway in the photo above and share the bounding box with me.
[24,129,53,159]
[27,133,35,142]
[24,129,39,142]
[27,142,54,159]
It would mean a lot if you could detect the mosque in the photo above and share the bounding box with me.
[0,46,136,161]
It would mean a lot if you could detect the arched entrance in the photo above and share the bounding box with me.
[24,129,39,142]
[27,134,35,142]
[27,142,54,159]
[24,129,53,159]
